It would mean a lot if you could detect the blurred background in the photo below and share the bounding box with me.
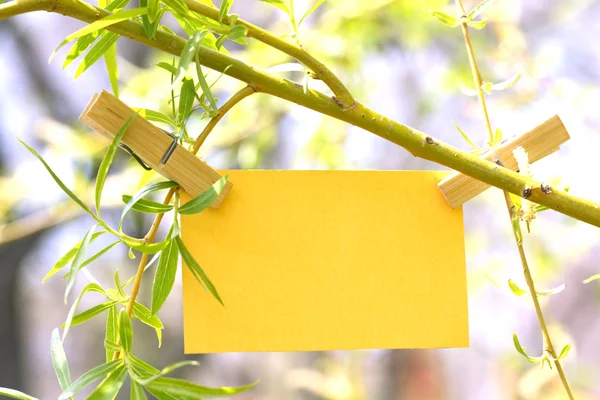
[1,0,600,398]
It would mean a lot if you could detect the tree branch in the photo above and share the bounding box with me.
[2,0,600,227]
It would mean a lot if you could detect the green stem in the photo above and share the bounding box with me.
[456,0,574,397]
[2,0,600,227]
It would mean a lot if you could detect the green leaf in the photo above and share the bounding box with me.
[467,0,495,20]
[104,41,119,97]
[96,112,138,216]
[557,343,572,360]
[512,333,541,363]
[119,309,133,353]
[51,8,148,60]
[134,361,199,386]
[151,239,179,314]
[161,0,189,15]
[148,0,160,22]
[140,0,163,39]
[62,283,107,341]
[19,139,95,219]
[467,18,487,30]
[536,284,565,296]
[146,377,257,398]
[122,195,174,214]
[507,279,527,296]
[219,0,233,22]
[491,70,522,91]
[65,225,99,302]
[58,360,123,400]
[67,301,118,329]
[126,238,171,254]
[227,25,248,42]
[493,127,503,146]
[452,122,478,149]
[175,236,223,305]
[104,338,122,353]
[87,364,128,400]
[178,78,196,123]
[178,175,228,215]
[456,78,478,96]
[259,0,289,14]
[133,302,164,347]
[138,108,177,127]
[128,354,159,379]
[131,381,148,400]
[174,30,209,86]
[51,328,71,391]
[195,51,218,110]
[63,33,102,69]
[105,306,119,362]
[114,270,127,298]
[0,388,38,400]
[43,231,106,282]
[429,10,460,27]
[511,214,522,245]
[120,181,178,229]
[75,31,120,78]
[157,61,178,75]
[298,0,325,28]
[80,240,121,270]
[584,274,600,284]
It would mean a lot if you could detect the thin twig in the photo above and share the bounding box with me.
[455,0,574,397]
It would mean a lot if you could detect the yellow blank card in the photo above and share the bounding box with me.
[181,171,468,353]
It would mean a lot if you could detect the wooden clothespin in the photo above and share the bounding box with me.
[438,115,570,208]
[80,90,232,208]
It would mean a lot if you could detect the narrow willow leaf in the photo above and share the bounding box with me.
[451,122,478,149]
[507,279,527,296]
[96,112,137,216]
[43,231,106,282]
[62,283,107,341]
[227,25,248,42]
[114,270,126,298]
[122,195,174,214]
[298,0,325,28]
[178,175,228,215]
[19,139,95,218]
[128,354,159,378]
[0,388,38,400]
[536,284,565,296]
[86,364,128,400]
[58,360,123,400]
[51,329,71,391]
[195,51,218,110]
[135,360,199,385]
[175,236,223,305]
[219,0,233,22]
[119,309,133,353]
[80,240,120,270]
[120,181,178,229]
[151,239,179,314]
[467,18,487,30]
[146,376,257,398]
[178,78,196,123]
[126,238,171,254]
[174,30,209,85]
[105,306,118,362]
[63,33,102,69]
[156,62,178,75]
[491,70,522,91]
[65,225,99,302]
[67,301,118,328]
[259,0,289,14]
[133,303,164,330]
[493,127,503,146]
[161,0,188,15]
[456,78,478,96]
[429,10,460,27]
[137,108,177,127]
[51,8,148,60]
[583,274,600,284]
[104,42,119,97]
[511,215,523,245]
[104,338,121,353]
[467,0,495,20]
[557,343,572,360]
[512,333,541,363]
[147,0,160,22]
[75,31,120,78]
[131,381,148,400]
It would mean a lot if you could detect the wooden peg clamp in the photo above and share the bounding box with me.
[438,115,570,208]
[80,90,232,208]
